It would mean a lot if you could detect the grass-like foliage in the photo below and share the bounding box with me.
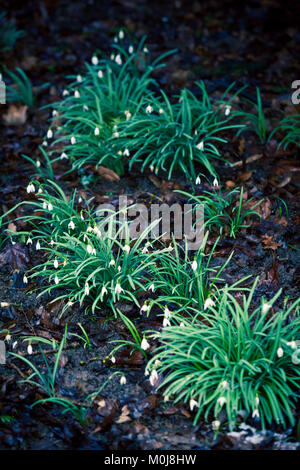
[5,67,34,106]
[237,87,267,143]
[177,186,262,237]
[0,12,25,53]
[269,114,300,149]
[147,280,300,431]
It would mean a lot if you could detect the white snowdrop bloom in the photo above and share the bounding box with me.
[142,246,148,254]
[109,259,115,267]
[92,248,96,256]
[87,244,93,254]
[38,188,43,194]
[42,141,48,147]
[26,237,32,245]
[62,89,69,96]
[101,285,108,298]
[287,341,297,349]
[71,136,76,145]
[144,369,149,377]
[150,165,154,172]
[145,105,153,114]
[196,141,204,151]
[221,380,229,390]
[163,317,171,327]
[120,376,126,385]
[159,108,164,114]
[113,132,119,138]
[77,74,82,83]
[115,282,123,294]
[277,347,284,358]
[125,111,131,120]
[113,124,118,131]
[68,220,75,230]
[48,202,53,211]
[118,266,121,273]
[140,303,150,313]
[83,105,89,111]
[212,420,221,430]
[47,129,53,139]
[68,300,74,307]
[54,275,59,285]
[52,110,58,117]
[85,283,90,295]
[94,127,100,136]
[123,148,130,156]
[42,201,47,209]
[128,45,134,54]
[98,70,103,79]
[36,160,41,168]
[118,150,122,156]
[180,322,185,328]
[123,244,130,254]
[191,260,197,271]
[213,177,219,187]
[119,30,124,39]
[189,399,199,411]
[217,396,227,407]
[60,152,68,160]
[148,284,155,292]
[54,258,58,269]
[164,307,171,318]
[92,56,99,65]
[36,241,41,250]
[255,396,260,406]
[93,225,100,235]
[195,176,201,185]
[204,297,215,310]
[27,344,33,355]
[164,395,169,402]
[23,274,28,284]
[110,53,115,61]
[50,239,54,247]
[26,183,35,193]
[111,356,116,364]
[141,337,150,350]
[114,36,118,43]
[224,105,231,116]
[5,333,11,343]
[149,369,158,386]
[74,90,80,98]
[143,46,149,53]
[262,302,271,314]
[12,341,18,349]
[86,225,93,233]
[63,259,67,267]
[252,409,260,419]
[115,54,122,65]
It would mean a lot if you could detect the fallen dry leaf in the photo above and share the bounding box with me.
[0,242,29,270]
[115,405,131,424]
[97,165,120,181]
[261,234,282,250]
[3,105,28,126]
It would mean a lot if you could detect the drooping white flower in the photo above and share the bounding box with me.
[287,341,297,349]
[262,302,271,314]
[109,259,115,267]
[113,132,119,138]
[120,375,127,385]
[47,129,53,139]
[5,333,11,343]
[114,36,118,43]
[71,136,76,145]
[115,282,123,295]
[277,347,284,358]
[87,244,93,254]
[195,176,201,185]
[86,225,93,233]
[123,148,130,156]
[36,160,41,168]
[54,275,59,285]
[77,74,82,83]
[224,105,231,116]
[164,307,171,318]
[91,56,99,65]
[26,237,32,245]
[164,395,169,402]
[143,46,149,53]
[50,239,54,247]
[12,341,18,349]
[125,110,131,120]
[128,45,134,54]
[74,90,80,99]
[252,409,260,419]
[52,110,58,117]
[204,297,215,310]
[101,285,108,299]
[110,53,115,61]
[27,344,33,355]
[255,396,260,406]
[148,284,155,292]
[140,303,150,313]
[111,356,116,363]
[117,266,121,273]
[146,105,153,114]
[221,380,229,390]
[123,244,130,254]
[213,177,219,187]
[68,299,74,307]
[189,399,199,411]
[26,183,35,193]
[36,241,41,250]
[83,105,89,111]
[149,369,158,386]
[60,152,68,160]
[98,70,103,79]
[48,202,53,211]
[196,141,204,151]
[68,220,75,230]
[212,420,221,430]
[191,260,197,271]
[54,258,58,269]
[43,201,47,209]
[217,396,227,407]
[94,127,100,136]
[115,54,122,65]
[119,30,124,39]
[141,337,150,350]
[163,317,171,327]
[62,89,69,96]
[85,283,90,295]
[180,322,185,328]
[142,246,148,254]
[159,108,164,114]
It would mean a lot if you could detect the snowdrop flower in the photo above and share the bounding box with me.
[224,105,231,116]
[128,45,134,54]
[189,399,199,411]
[277,347,284,358]
[123,148,130,156]
[140,303,150,314]
[180,322,185,328]
[62,89,69,96]
[148,284,155,292]
[113,132,119,138]
[91,56,98,65]
[110,53,115,61]
[119,30,124,39]
[125,110,131,120]
[146,105,153,114]
[85,283,90,295]
[12,341,18,349]
[68,220,75,230]
[74,90,80,99]
[252,409,260,419]
[141,337,150,350]
[36,160,41,168]
[143,46,149,53]
[113,36,118,43]
[47,129,53,139]
[164,307,171,318]
[27,344,33,355]
[109,259,115,267]
[163,317,171,327]
[36,241,41,250]
[221,380,229,390]
[71,136,76,145]
[42,141,48,147]
[217,396,227,407]
[5,333,11,343]
[43,201,47,209]
[164,395,169,402]
[195,176,201,185]
[111,356,116,364]
[77,74,82,83]
[87,244,93,254]
[53,258,58,269]
[60,152,68,160]
[120,375,126,385]
[212,420,221,430]
[115,54,122,65]
[191,260,197,271]
[67,299,74,307]
[54,275,59,285]
[94,127,100,136]
[52,110,58,117]
[50,239,54,247]
[144,369,149,377]
[149,369,158,386]
[101,285,108,299]
[196,141,204,151]
[38,187,43,194]
[262,302,271,314]
[92,248,96,255]
[123,244,130,254]
[204,297,215,310]
[115,282,123,295]
[117,266,121,273]
[255,396,260,406]
[26,182,35,193]
[142,246,148,254]
[26,237,32,245]
[48,202,53,211]
[86,225,93,233]
[287,341,297,349]
[159,108,164,114]
[213,177,219,187]
[83,105,89,111]
[98,70,103,79]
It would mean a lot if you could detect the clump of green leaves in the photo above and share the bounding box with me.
[236,87,267,143]
[0,12,25,53]
[5,67,34,106]
[148,280,300,431]
[269,114,300,149]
